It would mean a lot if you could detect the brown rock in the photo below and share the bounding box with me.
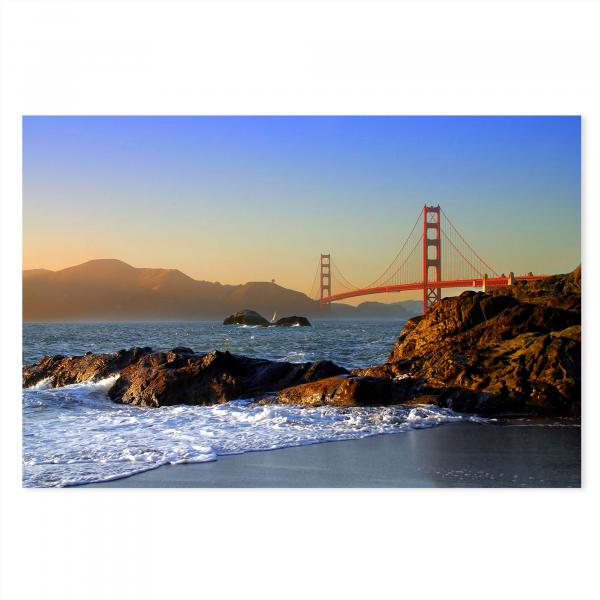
[110,349,348,407]
[273,375,416,408]
[491,265,581,312]
[382,268,581,415]
[23,347,348,408]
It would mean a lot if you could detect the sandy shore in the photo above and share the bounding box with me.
[85,420,581,488]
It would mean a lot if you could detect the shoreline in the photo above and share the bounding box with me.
[85,421,581,488]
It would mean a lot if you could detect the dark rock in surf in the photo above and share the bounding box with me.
[22,346,153,388]
[23,346,348,408]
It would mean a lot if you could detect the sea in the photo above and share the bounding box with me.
[23,320,488,487]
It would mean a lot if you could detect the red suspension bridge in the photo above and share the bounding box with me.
[308,204,551,315]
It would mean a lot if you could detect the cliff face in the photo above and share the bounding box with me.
[379,268,581,415]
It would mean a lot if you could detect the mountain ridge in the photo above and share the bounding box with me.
[23,259,421,322]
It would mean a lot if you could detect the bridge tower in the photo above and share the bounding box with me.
[319,253,331,310]
[422,204,441,314]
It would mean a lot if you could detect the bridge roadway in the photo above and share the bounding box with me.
[321,274,551,304]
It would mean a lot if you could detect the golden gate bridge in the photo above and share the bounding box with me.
[308,204,551,315]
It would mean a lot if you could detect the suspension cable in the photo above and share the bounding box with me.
[377,235,422,286]
[441,208,498,277]
[330,259,360,290]
[364,209,423,288]
[308,259,321,299]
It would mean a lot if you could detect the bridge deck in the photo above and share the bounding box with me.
[321,275,551,303]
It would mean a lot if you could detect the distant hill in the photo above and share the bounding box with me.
[331,300,422,320]
[23,259,421,321]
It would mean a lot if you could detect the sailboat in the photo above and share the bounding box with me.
[271,311,277,323]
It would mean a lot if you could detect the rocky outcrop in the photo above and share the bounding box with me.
[491,265,580,312]
[223,309,270,326]
[275,316,311,327]
[23,347,348,408]
[358,268,581,416]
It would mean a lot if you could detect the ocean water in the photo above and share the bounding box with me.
[22,320,403,368]
[22,320,487,487]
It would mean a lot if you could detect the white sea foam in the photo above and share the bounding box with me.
[29,377,51,390]
[283,350,310,362]
[23,376,120,409]
[22,379,487,488]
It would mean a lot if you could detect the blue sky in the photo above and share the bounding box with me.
[23,116,581,299]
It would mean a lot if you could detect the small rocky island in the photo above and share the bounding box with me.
[223,309,311,327]
[23,268,580,416]
[223,309,270,326]
[274,316,311,327]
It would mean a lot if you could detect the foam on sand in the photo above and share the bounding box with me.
[23,379,487,487]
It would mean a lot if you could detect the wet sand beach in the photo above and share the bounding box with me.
[85,421,581,488]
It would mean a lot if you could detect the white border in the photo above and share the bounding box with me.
[1,2,598,599]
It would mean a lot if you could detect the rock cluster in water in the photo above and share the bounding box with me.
[223,309,311,327]
[23,268,580,416]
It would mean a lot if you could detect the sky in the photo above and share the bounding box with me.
[23,116,581,302]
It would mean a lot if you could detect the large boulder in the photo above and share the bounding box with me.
[223,309,270,326]
[275,316,311,327]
